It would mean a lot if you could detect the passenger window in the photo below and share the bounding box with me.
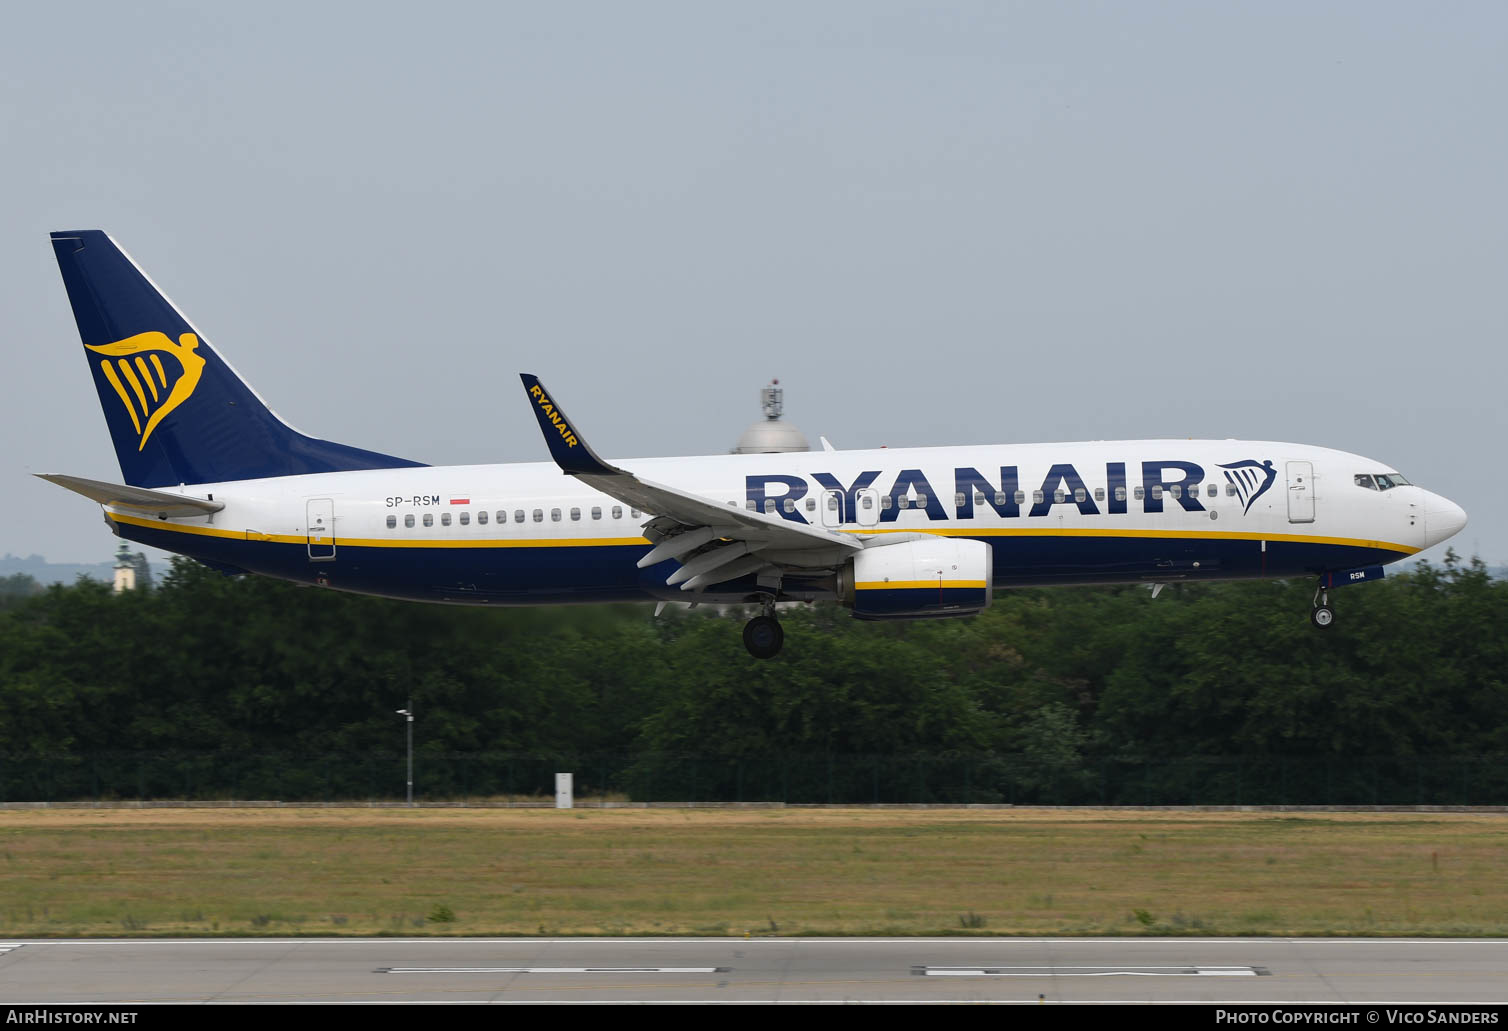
[423,513,433,527]
[1114,486,1126,502]
[806,498,817,512]
[591,506,602,520]
[441,512,451,526]
[861,495,873,509]
[1073,487,1087,503]
[783,498,795,513]
[1134,486,1145,500]
[1207,484,1217,498]
[880,495,892,510]
[765,499,776,514]
[551,508,562,522]
[826,496,837,510]
[1014,491,1026,505]
[1033,491,1045,505]
[1151,485,1163,499]
[898,497,911,510]
[570,507,580,521]
[631,509,641,518]
[994,491,1007,506]
[404,514,415,528]
[955,492,965,507]
[1053,489,1066,504]
[386,514,397,529]
[1094,487,1104,502]
[532,509,543,523]
[459,511,470,526]
[1225,485,1236,497]
[1169,485,1181,499]
[612,506,623,519]
[515,510,525,523]
[478,511,488,525]
[915,493,928,507]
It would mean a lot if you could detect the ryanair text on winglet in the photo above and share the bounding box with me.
[529,384,579,448]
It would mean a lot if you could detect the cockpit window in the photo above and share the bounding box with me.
[1355,474,1377,490]
[1359,472,1411,491]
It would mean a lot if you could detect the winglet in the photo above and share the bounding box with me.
[519,373,618,476]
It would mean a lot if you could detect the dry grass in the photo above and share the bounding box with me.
[1,807,1504,937]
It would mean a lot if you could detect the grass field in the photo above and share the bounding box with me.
[1,808,1505,938]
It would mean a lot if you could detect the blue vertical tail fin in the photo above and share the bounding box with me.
[51,230,425,487]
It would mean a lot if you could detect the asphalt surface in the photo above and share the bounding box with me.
[2,937,1507,1004]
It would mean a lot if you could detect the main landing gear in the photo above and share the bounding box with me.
[743,596,784,659]
[1311,586,1335,629]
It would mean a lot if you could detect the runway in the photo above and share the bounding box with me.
[2,937,1507,1004]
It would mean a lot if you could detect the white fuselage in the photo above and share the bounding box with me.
[103,439,1463,606]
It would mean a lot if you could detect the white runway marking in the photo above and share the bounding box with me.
[917,965,1267,977]
[377,966,730,974]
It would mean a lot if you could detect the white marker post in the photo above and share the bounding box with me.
[395,702,414,807]
[555,772,573,809]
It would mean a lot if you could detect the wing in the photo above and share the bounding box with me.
[520,374,859,592]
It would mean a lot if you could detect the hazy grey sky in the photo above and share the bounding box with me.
[4,2,1504,564]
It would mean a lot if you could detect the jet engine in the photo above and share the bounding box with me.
[836,536,993,621]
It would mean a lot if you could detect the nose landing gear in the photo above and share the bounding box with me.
[1311,586,1335,629]
[742,595,784,659]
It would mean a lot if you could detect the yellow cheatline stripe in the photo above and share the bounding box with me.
[343,535,650,549]
[845,525,1419,555]
[106,512,1416,556]
[98,360,142,434]
[856,580,987,591]
[117,359,150,419]
[134,356,160,402]
[107,511,650,549]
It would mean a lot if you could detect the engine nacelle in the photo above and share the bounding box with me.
[837,537,994,621]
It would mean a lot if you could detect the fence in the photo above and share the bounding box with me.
[2,754,1507,806]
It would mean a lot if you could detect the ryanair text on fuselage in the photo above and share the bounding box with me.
[748,459,1276,523]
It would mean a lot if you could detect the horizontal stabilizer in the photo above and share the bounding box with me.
[36,473,225,517]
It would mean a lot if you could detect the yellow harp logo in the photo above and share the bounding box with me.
[85,332,206,451]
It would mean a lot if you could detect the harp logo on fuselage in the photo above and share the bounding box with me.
[1218,460,1278,515]
[84,332,206,451]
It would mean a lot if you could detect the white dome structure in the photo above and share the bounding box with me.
[733,380,810,454]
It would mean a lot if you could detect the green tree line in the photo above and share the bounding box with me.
[0,552,1503,771]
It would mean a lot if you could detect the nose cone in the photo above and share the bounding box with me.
[1422,491,1468,549]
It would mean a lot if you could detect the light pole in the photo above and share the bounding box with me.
[395,701,413,806]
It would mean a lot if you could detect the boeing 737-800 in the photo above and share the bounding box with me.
[40,231,1467,657]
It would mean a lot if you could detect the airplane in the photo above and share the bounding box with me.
[40,230,1468,658]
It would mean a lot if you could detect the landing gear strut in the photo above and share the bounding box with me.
[743,596,784,659]
[1311,586,1335,629]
